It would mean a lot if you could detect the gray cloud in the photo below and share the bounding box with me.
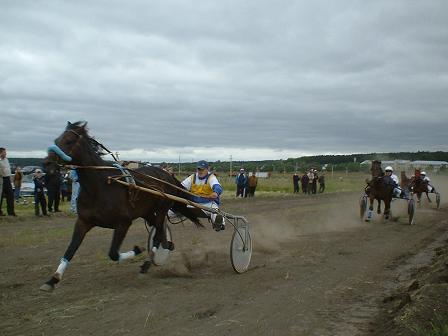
[1,0,447,161]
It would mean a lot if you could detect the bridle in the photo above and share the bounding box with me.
[53,129,119,163]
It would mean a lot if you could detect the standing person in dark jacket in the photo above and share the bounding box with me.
[312,170,318,194]
[301,172,309,194]
[33,169,48,216]
[235,168,247,197]
[293,173,300,193]
[318,172,326,193]
[45,164,61,212]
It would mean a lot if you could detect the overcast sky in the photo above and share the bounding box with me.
[1,1,447,162]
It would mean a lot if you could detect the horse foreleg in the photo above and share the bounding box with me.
[365,197,374,222]
[377,199,382,214]
[40,218,93,291]
[384,199,391,220]
[425,192,432,203]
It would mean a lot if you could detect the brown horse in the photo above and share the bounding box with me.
[40,121,201,291]
[365,160,394,221]
[400,170,431,203]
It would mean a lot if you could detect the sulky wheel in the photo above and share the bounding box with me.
[147,223,173,266]
[230,225,252,274]
[408,198,415,225]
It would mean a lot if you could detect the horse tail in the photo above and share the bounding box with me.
[171,202,203,227]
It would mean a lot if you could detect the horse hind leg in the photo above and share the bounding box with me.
[108,221,145,263]
[376,200,382,214]
[140,209,172,274]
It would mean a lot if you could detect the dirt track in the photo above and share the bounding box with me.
[1,186,447,336]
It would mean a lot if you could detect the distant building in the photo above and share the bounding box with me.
[360,160,448,172]
[411,161,448,172]
[249,172,270,178]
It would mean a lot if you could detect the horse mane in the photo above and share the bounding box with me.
[66,121,112,159]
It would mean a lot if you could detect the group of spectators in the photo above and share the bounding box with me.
[0,146,80,217]
[293,169,326,194]
[235,168,258,198]
[31,168,80,216]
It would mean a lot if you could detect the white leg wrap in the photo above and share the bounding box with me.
[55,258,69,279]
[119,250,136,261]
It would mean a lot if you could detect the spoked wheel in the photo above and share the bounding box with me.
[435,192,441,209]
[408,198,415,225]
[147,223,173,266]
[359,194,368,220]
[230,225,252,273]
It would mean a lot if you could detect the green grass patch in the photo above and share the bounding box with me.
[412,316,448,336]
[217,172,367,197]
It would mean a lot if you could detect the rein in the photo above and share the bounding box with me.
[64,164,201,199]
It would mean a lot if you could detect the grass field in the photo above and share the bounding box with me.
[215,171,368,198]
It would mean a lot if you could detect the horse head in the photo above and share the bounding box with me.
[370,160,383,178]
[45,121,98,167]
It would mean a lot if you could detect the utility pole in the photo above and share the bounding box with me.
[178,154,181,175]
[229,155,233,177]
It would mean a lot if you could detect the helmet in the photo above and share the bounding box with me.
[421,171,426,176]
[384,166,393,172]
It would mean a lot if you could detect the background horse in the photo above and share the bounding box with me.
[401,171,431,203]
[40,121,201,291]
[365,160,394,221]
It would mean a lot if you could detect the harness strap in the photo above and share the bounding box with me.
[112,163,136,185]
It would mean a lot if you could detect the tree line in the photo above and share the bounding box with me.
[11,151,448,175]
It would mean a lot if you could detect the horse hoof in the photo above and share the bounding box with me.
[139,260,151,274]
[162,241,175,251]
[39,283,54,292]
[365,218,371,222]
[133,245,146,255]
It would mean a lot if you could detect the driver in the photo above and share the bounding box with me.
[181,160,225,231]
[420,171,436,193]
[384,166,405,198]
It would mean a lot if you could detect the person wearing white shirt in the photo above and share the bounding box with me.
[420,171,436,193]
[384,166,404,198]
[0,147,16,216]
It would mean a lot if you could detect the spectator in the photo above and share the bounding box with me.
[0,162,2,216]
[45,163,62,212]
[0,147,16,216]
[235,168,247,197]
[13,166,23,203]
[307,170,314,195]
[318,172,326,193]
[293,173,300,193]
[70,169,80,214]
[301,172,309,194]
[33,169,48,216]
[248,171,258,197]
[61,171,72,202]
[312,169,318,194]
